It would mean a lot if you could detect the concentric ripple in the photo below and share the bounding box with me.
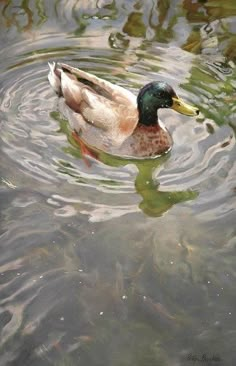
[1,37,236,223]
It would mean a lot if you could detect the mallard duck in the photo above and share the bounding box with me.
[48,62,199,159]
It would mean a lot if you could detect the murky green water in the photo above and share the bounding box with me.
[0,1,236,365]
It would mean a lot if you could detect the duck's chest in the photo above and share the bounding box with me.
[123,124,173,158]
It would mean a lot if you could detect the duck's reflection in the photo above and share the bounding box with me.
[133,160,198,217]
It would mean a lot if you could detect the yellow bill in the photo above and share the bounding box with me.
[172,97,199,116]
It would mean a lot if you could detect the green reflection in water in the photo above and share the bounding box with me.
[51,111,198,218]
[181,62,236,127]
[2,0,236,65]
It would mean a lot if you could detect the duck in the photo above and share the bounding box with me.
[48,62,199,159]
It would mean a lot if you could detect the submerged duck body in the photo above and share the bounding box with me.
[48,62,199,159]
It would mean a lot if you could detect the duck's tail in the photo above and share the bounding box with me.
[48,62,62,95]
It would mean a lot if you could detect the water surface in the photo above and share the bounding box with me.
[0,1,236,365]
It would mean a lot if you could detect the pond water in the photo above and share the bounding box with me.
[0,1,236,365]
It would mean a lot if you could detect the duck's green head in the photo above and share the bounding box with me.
[137,81,199,126]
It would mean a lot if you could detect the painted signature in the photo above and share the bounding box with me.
[187,354,222,363]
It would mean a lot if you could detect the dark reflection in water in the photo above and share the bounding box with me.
[0,1,236,366]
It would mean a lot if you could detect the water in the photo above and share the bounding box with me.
[0,1,236,365]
